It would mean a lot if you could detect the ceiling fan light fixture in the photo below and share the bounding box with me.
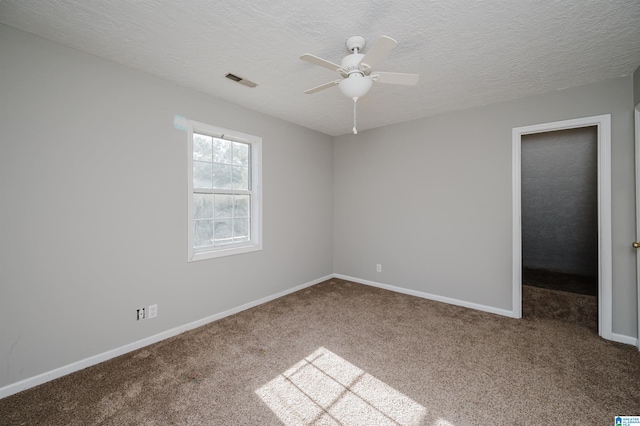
[300,35,419,134]
[338,74,372,99]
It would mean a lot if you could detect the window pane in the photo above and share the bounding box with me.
[233,218,250,243]
[193,194,213,219]
[194,220,213,247]
[213,138,232,164]
[231,166,248,190]
[232,142,249,166]
[212,164,232,189]
[214,194,233,219]
[189,121,261,261]
[193,161,212,188]
[214,219,233,245]
[234,195,250,218]
[193,134,212,162]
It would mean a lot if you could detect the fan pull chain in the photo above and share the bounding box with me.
[352,97,358,134]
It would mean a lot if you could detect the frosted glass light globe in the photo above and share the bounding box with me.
[339,74,372,99]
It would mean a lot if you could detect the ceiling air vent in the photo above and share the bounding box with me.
[225,73,257,88]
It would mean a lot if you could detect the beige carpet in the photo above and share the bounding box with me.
[1,278,639,425]
[522,284,598,331]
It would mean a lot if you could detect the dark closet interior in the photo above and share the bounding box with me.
[521,126,598,328]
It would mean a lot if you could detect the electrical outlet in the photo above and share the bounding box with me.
[136,307,146,320]
[376,264,382,272]
[148,304,157,319]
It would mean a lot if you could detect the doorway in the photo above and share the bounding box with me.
[520,127,598,329]
[512,115,612,340]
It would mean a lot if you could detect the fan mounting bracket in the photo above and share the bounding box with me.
[345,35,366,53]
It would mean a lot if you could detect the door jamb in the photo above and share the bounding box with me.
[511,114,612,341]
[635,104,640,350]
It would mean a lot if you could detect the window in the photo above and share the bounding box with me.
[187,120,262,261]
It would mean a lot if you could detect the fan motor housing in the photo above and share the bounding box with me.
[341,53,365,73]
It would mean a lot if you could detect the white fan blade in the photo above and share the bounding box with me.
[304,80,341,94]
[359,36,397,68]
[300,54,342,72]
[372,72,419,86]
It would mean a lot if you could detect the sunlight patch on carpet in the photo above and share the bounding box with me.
[256,347,430,425]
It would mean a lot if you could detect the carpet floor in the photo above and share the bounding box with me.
[1,278,638,425]
[522,284,598,331]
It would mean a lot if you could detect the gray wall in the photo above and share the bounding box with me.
[1,23,638,392]
[334,76,636,337]
[0,25,334,388]
[521,127,598,276]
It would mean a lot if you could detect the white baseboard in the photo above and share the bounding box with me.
[334,274,516,318]
[611,333,638,347]
[334,274,639,349]
[2,273,636,399]
[0,274,332,400]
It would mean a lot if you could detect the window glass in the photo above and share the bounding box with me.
[187,121,262,261]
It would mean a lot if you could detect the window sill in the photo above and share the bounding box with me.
[188,243,262,262]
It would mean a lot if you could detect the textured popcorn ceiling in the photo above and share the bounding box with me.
[1,1,639,136]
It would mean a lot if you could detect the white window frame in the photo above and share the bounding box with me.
[187,119,262,262]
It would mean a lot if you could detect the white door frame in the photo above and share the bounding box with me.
[635,104,640,350]
[512,114,612,341]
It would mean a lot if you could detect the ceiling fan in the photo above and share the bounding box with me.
[300,35,419,134]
